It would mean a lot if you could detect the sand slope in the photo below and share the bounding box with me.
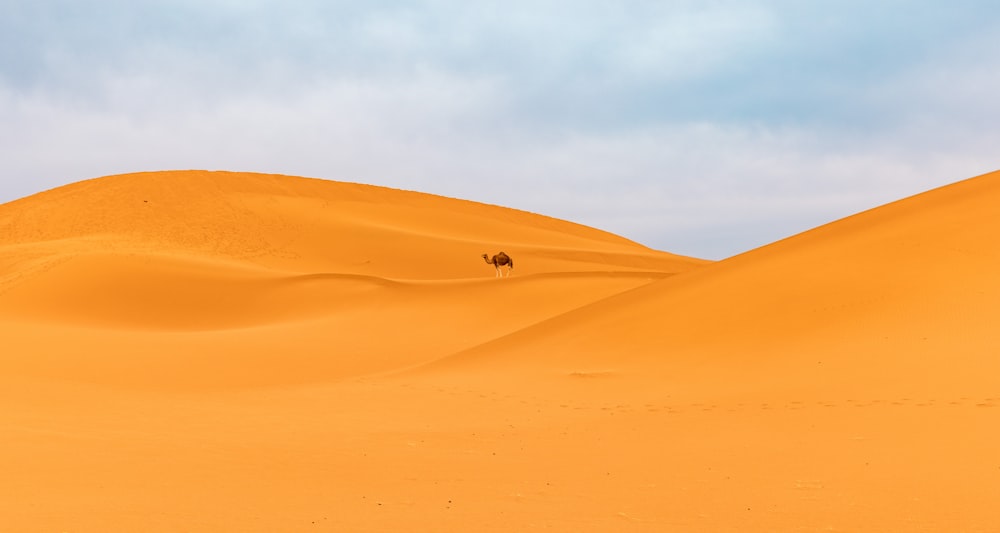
[433,168,1000,396]
[2,169,999,531]
[0,171,702,388]
[412,169,1000,530]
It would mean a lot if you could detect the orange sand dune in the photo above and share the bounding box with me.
[0,171,699,387]
[0,170,700,278]
[1,169,998,531]
[432,168,1000,396]
[412,169,1000,529]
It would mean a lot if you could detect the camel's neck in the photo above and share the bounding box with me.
[483,255,495,265]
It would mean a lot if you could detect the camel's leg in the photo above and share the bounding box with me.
[495,265,501,278]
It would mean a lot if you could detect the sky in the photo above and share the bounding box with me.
[2,1,1000,259]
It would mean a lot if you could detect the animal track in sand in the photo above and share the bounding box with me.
[567,371,617,379]
[635,396,1000,415]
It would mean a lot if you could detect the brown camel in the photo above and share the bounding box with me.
[482,251,514,278]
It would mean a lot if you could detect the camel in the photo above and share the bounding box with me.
[482,251,514,278]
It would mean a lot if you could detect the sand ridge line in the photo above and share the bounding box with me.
[409,170,1000,388]
[4,169,1000,530]
[0,171,706,276]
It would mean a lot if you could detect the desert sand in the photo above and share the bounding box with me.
[1,169,998,531]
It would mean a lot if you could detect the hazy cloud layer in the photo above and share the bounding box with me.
[3,1,1000,258]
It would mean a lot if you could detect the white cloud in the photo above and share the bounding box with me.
[3,1,1000,259]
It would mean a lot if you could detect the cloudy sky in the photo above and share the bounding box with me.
[3,1,1000,258]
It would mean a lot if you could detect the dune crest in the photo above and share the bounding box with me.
[0,170,703,333]
[427,169,1000,397]
[2,169,999,531]
[0,170,700,386]
[0,170,704,277]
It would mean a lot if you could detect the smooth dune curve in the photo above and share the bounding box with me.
[425,169,1000,396]
[0,171,698,388]
[2,169,998,531]
[405,169,1000,531]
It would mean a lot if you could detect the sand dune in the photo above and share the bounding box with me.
[2,169,999,531]
[429,168,1000,396]
[0,171,696,389]
[0,170,700,278]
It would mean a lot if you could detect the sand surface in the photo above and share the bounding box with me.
[1,169,998,531]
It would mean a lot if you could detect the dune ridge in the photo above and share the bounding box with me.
[0,170,701,276]
[2,169,999,531]
[0,170,696,389]
[421,169,1000,393]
